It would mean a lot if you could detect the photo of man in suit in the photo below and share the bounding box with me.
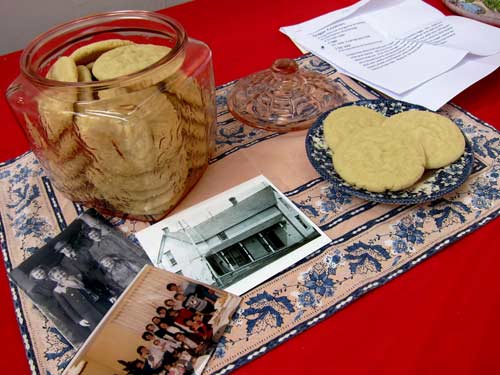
[48,266,108,331]
[54,240,119,300]
[28,266,88,345]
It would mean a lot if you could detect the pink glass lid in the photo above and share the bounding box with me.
[227,58,344,132]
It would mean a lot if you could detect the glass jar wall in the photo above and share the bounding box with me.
[6,11,216,221]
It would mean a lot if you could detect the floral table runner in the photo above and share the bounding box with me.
[1,54,499,375]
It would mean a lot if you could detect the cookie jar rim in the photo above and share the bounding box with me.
[19,10,187,89]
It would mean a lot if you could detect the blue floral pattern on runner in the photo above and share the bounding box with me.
[393,216,425,245]
[213,336,227,359]
[241,292,295,334]
[344,242,391,274]
[471,178,500,209]
[295,184,353,224]
[2,158,54,252]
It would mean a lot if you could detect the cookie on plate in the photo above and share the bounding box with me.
[383,110,465,169]
[323,106,386,151]
[333,125,426,192]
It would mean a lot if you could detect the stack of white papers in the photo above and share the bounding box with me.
[280,0,500,110]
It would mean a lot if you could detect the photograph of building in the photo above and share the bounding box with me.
[137,176,330,295]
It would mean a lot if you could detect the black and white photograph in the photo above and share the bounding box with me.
[9,209,151,347]
[63,266,241,375]
[136,175,331,295]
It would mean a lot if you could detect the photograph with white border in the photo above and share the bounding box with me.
[136,175,331,295]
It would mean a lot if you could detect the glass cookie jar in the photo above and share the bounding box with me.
[6,11,216,221]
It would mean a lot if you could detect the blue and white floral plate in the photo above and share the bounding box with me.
[305,99,475,205]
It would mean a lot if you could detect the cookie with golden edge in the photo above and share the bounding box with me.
[92,167,188,213]
[127,51,186,92]
[92,44,171,80]
[333,126,426,193]
[77,65,94,101]
[162,74,216,168]
[163,82,212,123]
[38,92,77,142]
[46,56,78,82]
[75,87,183,175]
[85,131,187,194]
[23,113,47,151]
[383,110,465,169]
[97,87,129,100]
[77,65,92,82]
[163,73,206,108]
[39,56,78,142]
[23,114,81,164]
[104,184,187,216]
[69,39,134,65]
[323,106,386,152]
[163,91,213,169]
[24,114,93,194]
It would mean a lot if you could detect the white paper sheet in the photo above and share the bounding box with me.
[401,16,500,56]
[359,0,444,36]
[336,53,499,110]
[296,17,467,94]
[280,0,500,109]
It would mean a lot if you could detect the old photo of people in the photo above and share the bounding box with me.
[64,266,241,375]
[9,209,151,347]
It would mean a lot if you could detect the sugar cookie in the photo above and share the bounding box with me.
[77,65,92,82]
[323,106,386,151]
[69,39,134,65]
[46,56,78,82]
[383,110,465,169]
[92,44,171,80]
[75,87,182,175]
[77,65,94,101]
[333,126,426,192]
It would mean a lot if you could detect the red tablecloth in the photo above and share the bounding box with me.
[1,0,499,374]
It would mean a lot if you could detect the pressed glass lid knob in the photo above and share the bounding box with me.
[227,58,344,132]
[271,58,299,74]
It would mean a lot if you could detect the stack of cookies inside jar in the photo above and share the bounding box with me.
[24,37,216,220]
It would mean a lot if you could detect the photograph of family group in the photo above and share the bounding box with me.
[64,266,241,375]
[9,209,151,346]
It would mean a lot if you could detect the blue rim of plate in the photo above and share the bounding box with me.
[305,99,475,205]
